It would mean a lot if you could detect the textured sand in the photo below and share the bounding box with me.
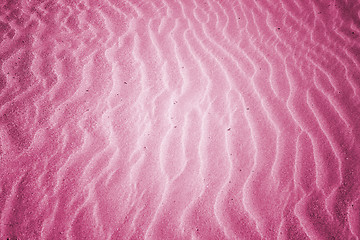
[0,0,360,239]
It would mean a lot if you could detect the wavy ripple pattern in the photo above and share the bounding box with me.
[0,0,360,239]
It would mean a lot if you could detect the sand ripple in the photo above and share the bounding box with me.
[0,0,359,239]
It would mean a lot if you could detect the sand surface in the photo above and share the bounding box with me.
[0,0,360,239]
